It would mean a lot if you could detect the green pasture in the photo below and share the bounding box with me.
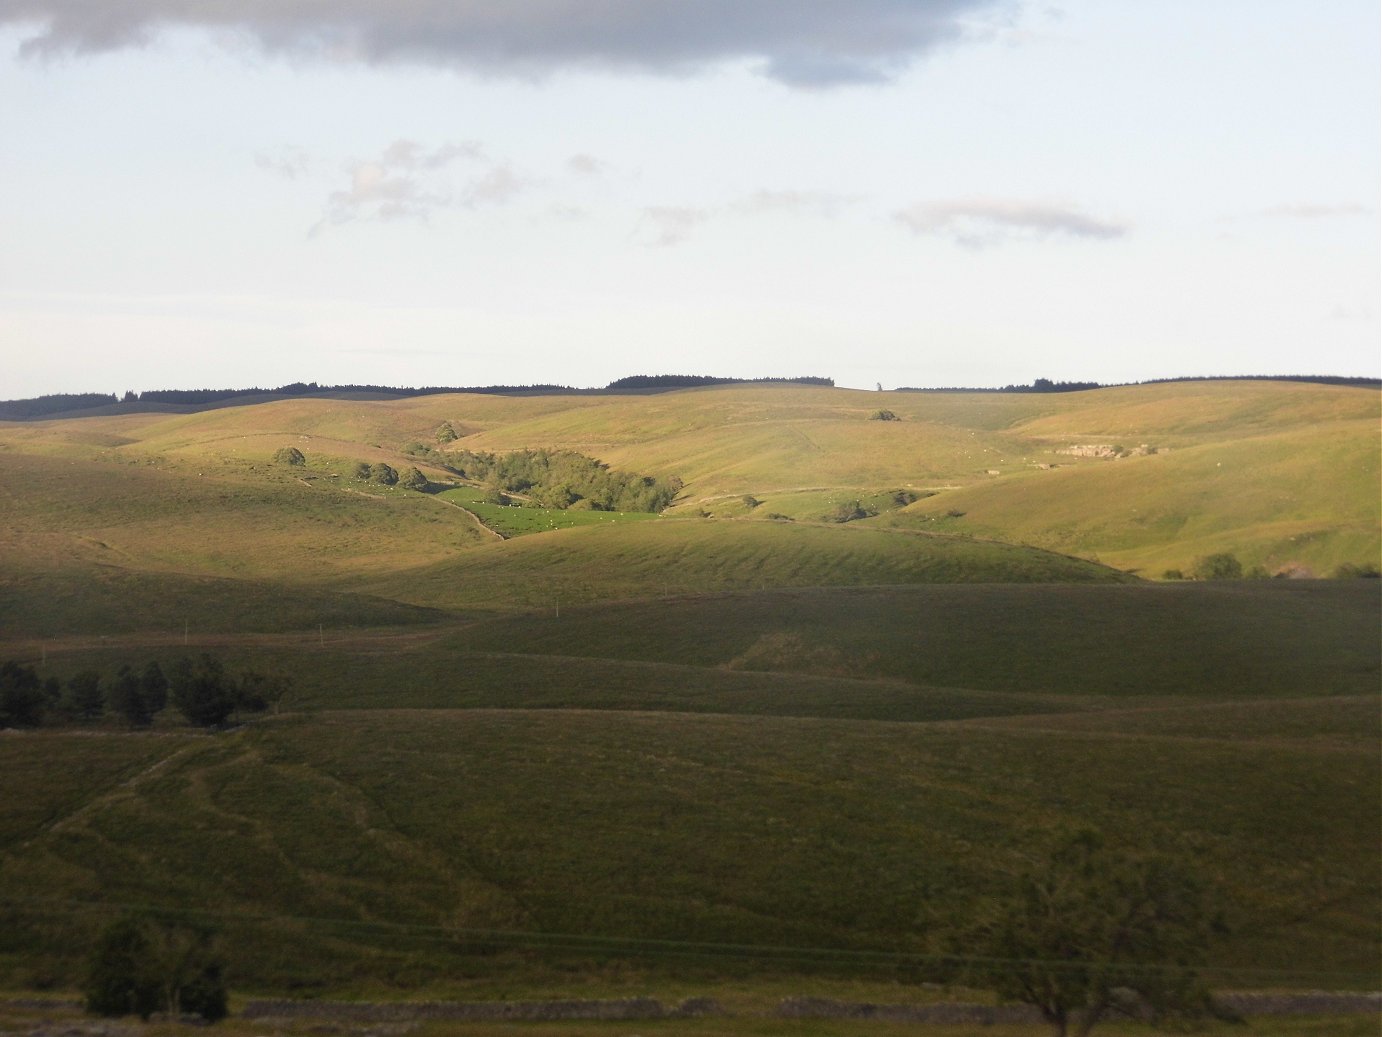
[436,485,660,538]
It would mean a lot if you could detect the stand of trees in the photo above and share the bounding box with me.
[0,656,289,730]
[448,448,681,513]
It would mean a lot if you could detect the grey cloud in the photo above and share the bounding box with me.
[1,0,1003,87]
[894,198,1127,247]
[636,206,712,247]
[567,154,605,176]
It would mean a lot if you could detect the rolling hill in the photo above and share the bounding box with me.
[0,378,1378,1009]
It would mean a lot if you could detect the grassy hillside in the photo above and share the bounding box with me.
[350,518,1130,614]
[2,699,1375,994]
[2,582,1376,997]
[2,379,1375,587]
[882,421,1379,575]
[0,379,1377,1007]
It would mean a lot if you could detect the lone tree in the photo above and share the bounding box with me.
[962,830,1221,1037]
[85,913,227,1022]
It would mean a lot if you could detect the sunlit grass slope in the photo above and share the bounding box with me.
[2,379,1375,587]
[882,421,1379,574]
[0,450,486,584]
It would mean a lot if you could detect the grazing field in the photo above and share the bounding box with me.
[0,379,1378,1015]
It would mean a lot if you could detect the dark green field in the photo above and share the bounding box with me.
[1,582,1377,1003]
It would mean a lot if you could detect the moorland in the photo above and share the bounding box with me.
[0,378,1378,1029]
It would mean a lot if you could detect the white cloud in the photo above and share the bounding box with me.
[254,146,312,180]
[1261,203,1370,220]
[894,198,1127,248]
[636,206,712,247]
[1,0,1004,88]
[732,189,854,217]
[309,138,526,233]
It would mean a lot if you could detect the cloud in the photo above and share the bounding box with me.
[1,0,1004,87]
[461,165,528,207]
[254,147,312,180]
[1261,203,1370,220]
[636,206,712,247]
[894,198,1127,247]
[567,153,606,176]
[732,189,854,217]
[308,137,530,233]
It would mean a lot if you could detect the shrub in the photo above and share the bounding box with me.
[869,409,899,421]
[1192,553,1243,580]
[350,462,372,481]
[272,446,305,466]
[169,656,236,728]
[1162,569,1185,581]
[85,914,227,1022]
[400,466,428,491]
[370,463,399,486]
[436,421,458,443]
[1332,562,1381,579]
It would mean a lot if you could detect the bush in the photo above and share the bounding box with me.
[1162,569,1185,581]
[350,462,372,481]
[85,914,227,1022]
[1332,562,1381,579]
[400,466,428,491]
[436,421,458,443]
[869,409,899,421]
[1192,553,1243,580]
[272,446,305,466]
[170,656,236,728]
[370,463,399,486]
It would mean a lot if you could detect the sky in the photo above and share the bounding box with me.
[1,1,1378,398]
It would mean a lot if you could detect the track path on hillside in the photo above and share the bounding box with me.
[0,622,475,658]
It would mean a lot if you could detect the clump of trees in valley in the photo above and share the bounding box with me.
[0,656,289,730]
[448,449,681,512]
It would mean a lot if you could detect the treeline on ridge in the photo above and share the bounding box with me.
[897,374,1382,394]
[0,375,837,419]
[448,448,681,513]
